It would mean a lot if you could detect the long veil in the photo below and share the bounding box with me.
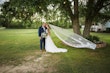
[49,24,96,50]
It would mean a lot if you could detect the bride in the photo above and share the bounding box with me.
[45,24,67,53]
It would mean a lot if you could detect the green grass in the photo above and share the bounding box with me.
[0,29,39,65]
[0,29,110,73]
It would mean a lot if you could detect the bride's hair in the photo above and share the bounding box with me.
[46,23,51,29]
[45,23,51,35]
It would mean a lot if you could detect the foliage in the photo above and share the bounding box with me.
[0,0,42,28]
[52,19,72,28]
[0,0,110,36]
[86,35,100,43]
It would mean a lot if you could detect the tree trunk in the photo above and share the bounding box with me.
[83,0,94,37]
[72,18,81,35]
[64,0,81,35]
[5,18,10,28]
[72,0,81,35]
[83,19,92,37]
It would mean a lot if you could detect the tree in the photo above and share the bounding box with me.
[61,0,81,34]
[83,0,110,37]
[1,0,110,36]
[0,0,43,28]
[42,0,81,35]
[1,2,13,27]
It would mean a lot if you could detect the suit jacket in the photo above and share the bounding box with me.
[38,26,47,37]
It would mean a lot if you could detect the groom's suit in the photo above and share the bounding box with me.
[38,26,47,50]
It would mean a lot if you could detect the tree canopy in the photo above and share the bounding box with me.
[0,0,110,36]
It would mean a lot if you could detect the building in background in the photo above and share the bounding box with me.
[105,21,110,32]
[81,21,110,32]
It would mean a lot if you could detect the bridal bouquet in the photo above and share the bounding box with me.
[41,32,47,38]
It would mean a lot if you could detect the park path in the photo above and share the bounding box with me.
[0,52,57,73]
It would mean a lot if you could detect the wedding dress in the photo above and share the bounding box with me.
[45,35,67,53]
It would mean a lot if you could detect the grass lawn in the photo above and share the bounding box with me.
[0,29,110,73]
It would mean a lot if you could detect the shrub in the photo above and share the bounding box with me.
[86,35,100,43]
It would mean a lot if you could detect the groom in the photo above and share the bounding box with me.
[38,23,47,51]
